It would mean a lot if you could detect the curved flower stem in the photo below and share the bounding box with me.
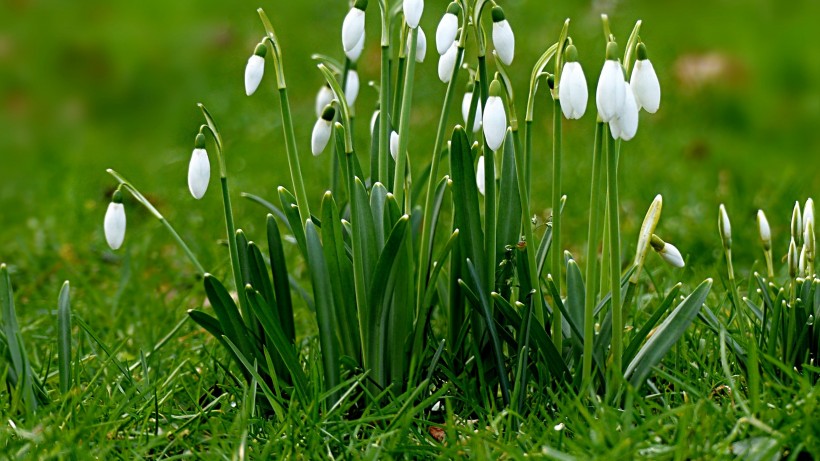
[605,124,623,380]
[106,169,205,276]
[551,98,563,352]
[582,121,605,384]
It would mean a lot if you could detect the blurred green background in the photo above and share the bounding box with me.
[1,0,819,326]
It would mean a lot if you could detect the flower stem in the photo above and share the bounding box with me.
[515,128,545,325]
[478,55,496,293]
[605,124,623,379]
[392,26,419,206]
[582,121,604,384]
[379,45,391,185]
[551,99,563,352]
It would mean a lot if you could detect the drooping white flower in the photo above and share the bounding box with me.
[315,85,334,118]
[609,82,639,140]
[438,40,458,83]
[390,130,399,161]
[757,210,771,250]
[557,45,588,120]
[405,27,427,63]
[476,155,485,196]
[482,79,507,151]
[719,204,732,250]
[104,191,126,250]
[596,42,626,122]
[630,43,660,113]
[403,0,424,29]
[461,84,482,132]
[436,3,460,55]
[188,133,210,200]
[650,234,685,268]
[342,0,367,54]
[345,69,360,107]
[244,43,266,96]
[491,6,514,66]
[346,33,365,62]
[311,106,336,156]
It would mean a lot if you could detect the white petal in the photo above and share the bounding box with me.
[188,148,210,200]
[311,119,332,156]
[596,60,626,122]
[315,86,334,118]
[803,198,814,236]
[403,0,424,29]
[244,55,265,96]
[346,33,365,62]
[492,20,515,66]
[408,27,426,63]
[461,92,482,133]
[482,96,507,151]
[630,59,660,113]
[104,202,126,250]
[438,41,458,83]
[342,8,366,53]
[659,243,685,268]
[558,62,587,119]
[719,204,732,242]
[436,13,458,55]
[345,70,360,107]
[614,82,639,141]
[390,131,399,161]
[476,156,485,196]
[370,110,380,136]
[757,210,771,243]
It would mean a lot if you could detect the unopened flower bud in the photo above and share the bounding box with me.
[476,155,485,196]
[596,42,626,123]
[188,133,210,200]
[346,33,366,62]
[558,45,588,120]
[311,106,336,156]
[461,82,482,132]
[718,204,732,250]
[104,189,126,250]
[757,209,771,251]
[403,0,424,29]
[788,237,799,278]
[315,85,334,118]
[244,42,267,96]
[791,201,803,245]
[482,79,507,151]
[609,82,639,140]
[390,130,399,161]
[630,42,661,113]
[491,6,514,66]
[650,234,685,268]
[436,3,460,55]
[342,0,368,54]
[345,69,360,107]
[438,40,458,83]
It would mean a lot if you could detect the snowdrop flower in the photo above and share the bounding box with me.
[476,156,485,196]
[791,201,802,244]
[803,198,814,240]
[403,0,424,29]
[718,204,732,250]
[438,40,458,83]
[788,237,799,277]
[244,42,266,96]
[188,133,210,200]
[557,44,588,120]
[390,130,399,161]
[342,0,368,54]
[315,85,334,118]
[630,43,661,113]
[757,210,771,251]
[596,42,626,123]
[311,106,336,156]
[650,235,685,268]
[609,82,639,140]
[436,2,460,55]
[482,79,507,151]
[346,33,365,62]
[345,69,360,106]
[407,27,427,63]
[461,81,482,132]
[491,6,514,66]
[104,189,126,250]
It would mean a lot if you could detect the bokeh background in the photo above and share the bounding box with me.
[1,0,819,337]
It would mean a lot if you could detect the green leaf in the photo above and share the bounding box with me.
[203,274,253,363]
[564,257,585,343]
[496,131,522,262]
[1,264,38,412]
[57,281,72,395]
[623,283,682,365]
[278,186,308,258]
[221,336,286,419]
[449,127,486,286]
[246,242,275,312]
[625,278,712,387]
[370,182,389,250]
[267,214,295,343]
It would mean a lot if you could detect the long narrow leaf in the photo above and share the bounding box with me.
[57,281,72,395]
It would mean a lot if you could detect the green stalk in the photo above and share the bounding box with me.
[106,169,205,275]
[605,124,623,378]
[478,55,496,292]
[525,120,533,201]
[582,121,604,383]
[379,45,391,185]
[392,26,419,205]
[514,127,545,325]
[551,98,563,352]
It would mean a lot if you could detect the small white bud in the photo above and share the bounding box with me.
[476,155,485,196]
[659,243,685,268]
[407,27,427,63]
[403,0,424,29]
[104,199,126,250]
[188,147,211,199]
[789,237,799,277]
[346,33,366,62]
[315,86,334,118]
[345,69,360,107]
[757,210,771,250]
[244,54,265,96]
[311,119,333,156]
[792,201,803,244]
[342,6,366,54]
[596,58,626,123]
[491,7,514,66]
[631,59,661,113]
[803,198,814,242]
[719,204,732,250]
[609,82,639,141]
[390,130,399,161]
[435,11,458,55]
[482,95,507,151]
[438,41,458,83]
[558,61,588,120]
[461,91,482,132]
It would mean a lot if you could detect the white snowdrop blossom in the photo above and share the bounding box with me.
[390,130,399,161]
[476,156,485,196]
[188,133,210,200]
[342,1,367,54]
[345,69,360,107]
[104,191,126,250]
[596,42,626,122]
[491,6,514,66]
[609,82,639,140]
[803,198,814,239]
[346,33,365,62]
[482,80,507,151]
[315,85,334,118]
[757,210,771,250]
[311,106,336,156]
[244,43,266,96]
[435,3,459,55]
[630,43,661,113]
[557,45,588,120]
[461,86,482,132]
[407,27,427,63]
[719,204,732,249]
[438,41,458,83]
[658,242,685,268]
[403,0,424,29]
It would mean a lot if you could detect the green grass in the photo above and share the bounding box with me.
[2,0,820,458]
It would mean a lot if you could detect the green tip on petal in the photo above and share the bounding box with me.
[605,41,619,60]
[564,44,578,62]
[321,105,336,121]
[112,188,123,204]
[253,42,267,57]
[194,133,206,149]
[354,0,368,11]
[489,79,503,97]
[447,1,461,15]
[636,42,648,60]
[491,5,505,23]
